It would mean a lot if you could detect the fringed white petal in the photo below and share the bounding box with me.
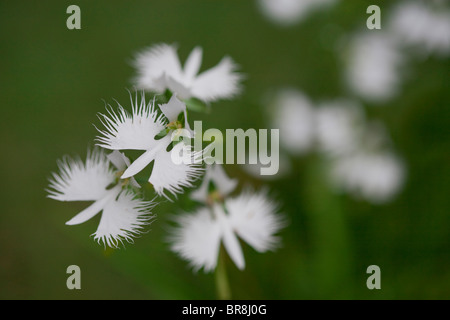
[191,164,237,203]
[93,190,155,248]
[191,56,243,103]
[96,92,166,150]
[170,208,222,272]
[133,43,183,92]
[149,141,204,199]
[47,148,114,201]
[226,189,285,252]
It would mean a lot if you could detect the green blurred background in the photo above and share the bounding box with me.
[1,0,449,299]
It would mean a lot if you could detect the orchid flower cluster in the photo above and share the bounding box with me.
[47,44,285,275]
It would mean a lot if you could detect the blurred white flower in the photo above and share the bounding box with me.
[133,43,243,103]
[315,100,364,157]
[190,164,238,203]
[241,151,291,180]
[47,149,154,248]
[170,189,285,272]
[96,92,203,198]
[329,151,405,204]
[257,0,338,27]
[389,1,450,57]
[270,89,315,155]
[345,32,404,103]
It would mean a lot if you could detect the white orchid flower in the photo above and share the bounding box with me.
[96,92,204,199]
[133,43,243,103]
[47,149,154,248]
[170,190,285,272]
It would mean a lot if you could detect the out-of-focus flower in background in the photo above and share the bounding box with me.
[269,89,316,156]
[255,87,406,204]
[242,151,292,181]
[241,88,312,180]
[329,150,405,204]
[257,0,338,27]
[315,100,364,157]
[316,101,406,203]
[388,1,450,58]
[344,32,405,103]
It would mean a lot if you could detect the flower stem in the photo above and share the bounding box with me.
[305,157,353,298]
[215,248,231,300]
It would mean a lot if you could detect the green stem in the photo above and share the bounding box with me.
[215,248,231,300]
[305,158,353,298]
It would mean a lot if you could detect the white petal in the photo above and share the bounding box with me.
[47,148,114,201]
[169,208,222,272]
[191,56,243,103]
[93,190,155,248]
[214,205,245,270]
[222,228,245,270]
[106,151,140,188]
[191,164,237,203]
[96,92,166,150]
[107,150,128,171]
[158,94,187,122]
[65,188,118,225]
[133,43,183,92]
[183,46,203,82]
[210,165,238,196]
[123,143,164,179]
[226,189,285,252]
[149,141,204,198]
[166,76,193,100]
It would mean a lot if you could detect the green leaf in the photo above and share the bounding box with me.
[177,110,185,124]
[183,97,209,113]
[155,127,169,140]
